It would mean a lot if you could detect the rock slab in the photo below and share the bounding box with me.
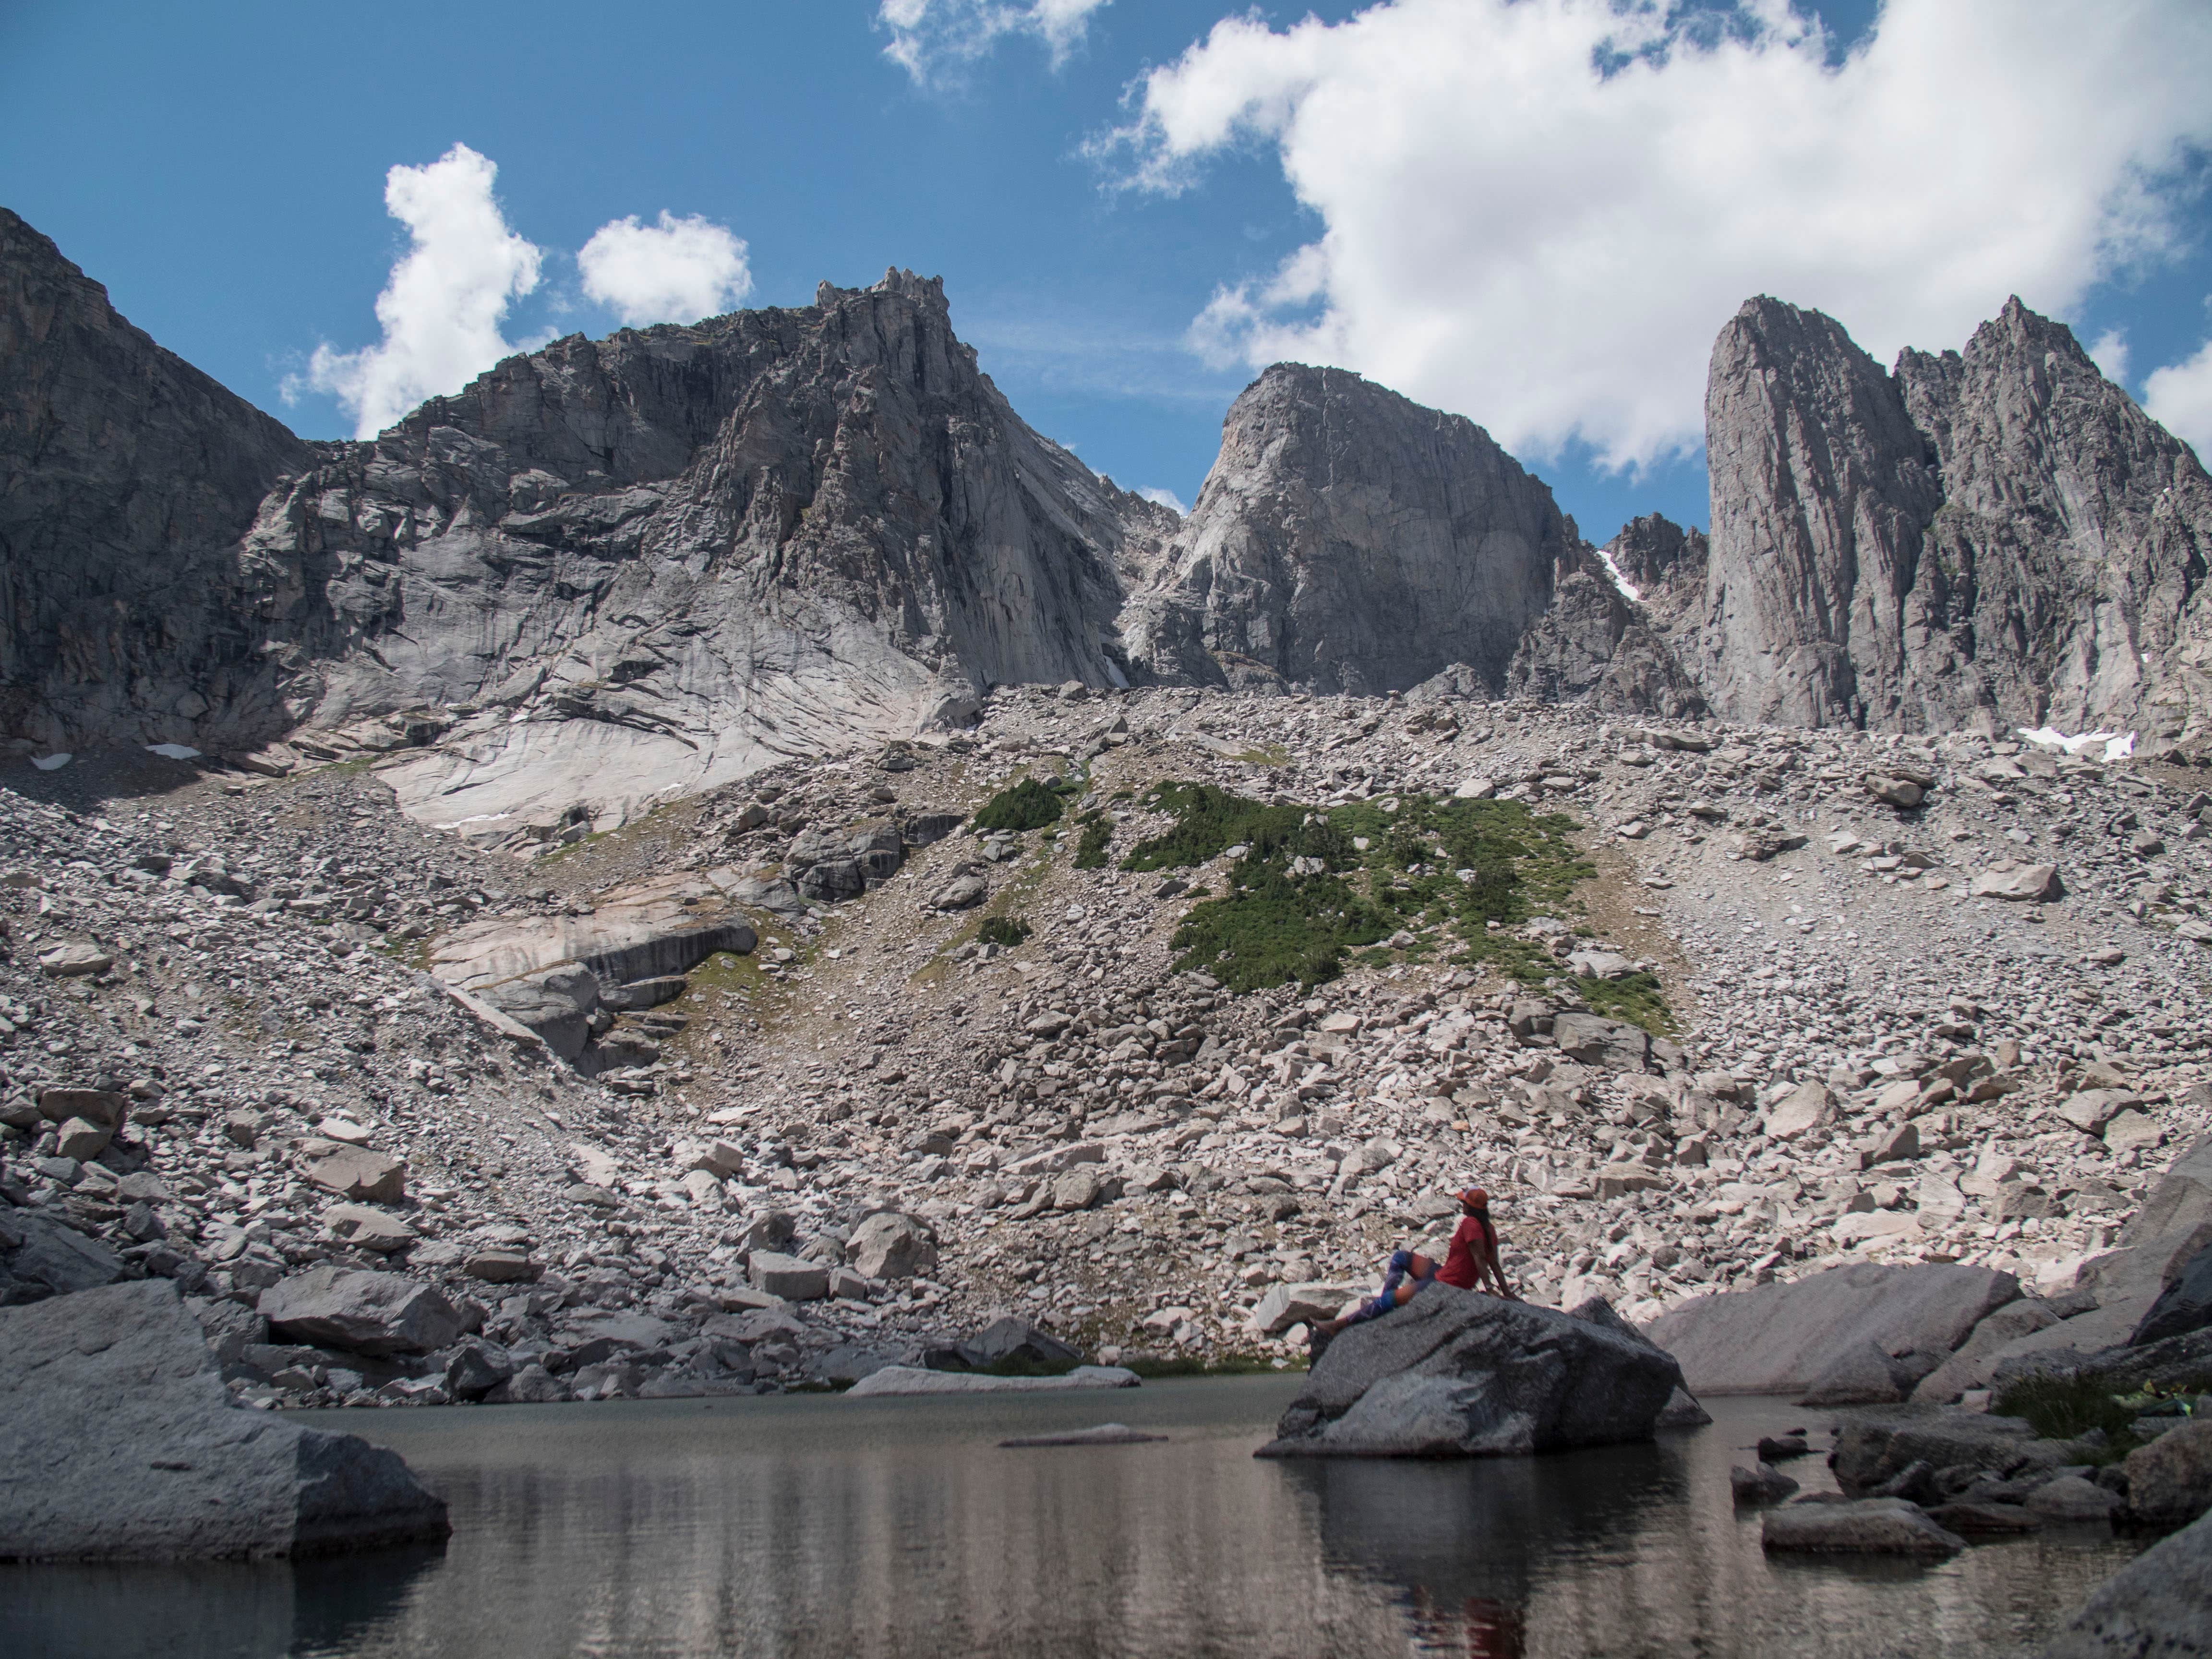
[1257,1287,1681,1458]
[843,1364,1140,1397]
[1641,1262,2020,1395]
[0,1281,448,1559]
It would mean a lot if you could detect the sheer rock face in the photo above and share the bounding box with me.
[0,209,320,750]
[1701,294,2212,738]
[1121,364,1570,695]
[1,219,1164,827]
[262,270,1166,829]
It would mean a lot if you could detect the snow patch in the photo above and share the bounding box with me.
[2018,726,2135,762]
[29,753,71,771]
[1594,546,1642,603]
[145,743,201,760]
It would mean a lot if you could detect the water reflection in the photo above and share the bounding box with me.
[0,1385,2143,1659]
[0,1545,442,1659]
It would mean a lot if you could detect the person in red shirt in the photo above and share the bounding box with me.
[1310,1188,1515,1354]
[1436,1188,1514,1298]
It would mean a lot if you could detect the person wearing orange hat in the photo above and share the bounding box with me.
[1311,1188,1515,1353]
[1435,1188,1514,1299]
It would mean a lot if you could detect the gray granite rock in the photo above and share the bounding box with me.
[259,1264,462,1357]
[1258,1288,1680,1458]
[0,1208,124,1305]
[1641,1262,2020,1395]
[1122,363,1568,695]
[1760,1498,1964,1557]
[0,1280,447,1559]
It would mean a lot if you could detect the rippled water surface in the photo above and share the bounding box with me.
[5,1383,2145,1659]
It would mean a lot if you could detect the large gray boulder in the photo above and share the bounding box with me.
[1760,1498,1964,1557]
[2042,1503,2212,1658]
[847,1211,938,1281]
[0,1281,448,1559]
[0,1207,124,1305]
[1257,1288,1682,1458]
[1640,1262,2020,1395]
[259,1264,462,1357]
[1973,1134,2212,1375]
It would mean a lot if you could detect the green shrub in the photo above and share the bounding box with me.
[1073,812,1114,870]
[973,778,1064,832]
[1994,1373,2139,1456]
[978,915,1032,949]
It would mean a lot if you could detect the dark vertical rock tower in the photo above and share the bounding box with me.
[0,209,320,749]
[1701,295,2212,739]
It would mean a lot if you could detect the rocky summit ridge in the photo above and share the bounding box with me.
[9,207,2212,846]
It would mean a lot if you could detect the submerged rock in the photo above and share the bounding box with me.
[1256,1288,1682,1458]
[0,1281,448,1560]
[844,1364,1140,1396]
[1759,1498,1964,1557]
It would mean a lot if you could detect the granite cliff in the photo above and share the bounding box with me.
[11,204,2212,846]
[1699,294,2212,740]
[1120,364,1572,695]
[0,215,1172,830]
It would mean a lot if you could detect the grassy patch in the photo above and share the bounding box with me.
[978,915,1033,949]
[1576,970,1677,1035]
[973,778,1064,832]
[1126,781,1609,995]
[1994,1373,2140,1460]
[1073,812,1113,870]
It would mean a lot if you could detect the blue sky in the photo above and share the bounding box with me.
[3,0,2209,545]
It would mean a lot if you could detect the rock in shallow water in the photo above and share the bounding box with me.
[844,1364,1140,1397]
[1257,1288,1682,1459]
[1760,1498,1965,1557]
[0,1281,448,1560]
[2041,1504,2212,1657]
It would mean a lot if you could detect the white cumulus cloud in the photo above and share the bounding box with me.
[880,0,1111,83]
[297,144,543,440]
[2089,329,2132,386]
[1137,485,1188,514]
[1105,0,2212,471]
[2146,328,2212,463]
[577,211,753,328]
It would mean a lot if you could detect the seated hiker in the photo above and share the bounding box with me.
[1436,1187,1515,1300]
[1313,1187,1515,1345]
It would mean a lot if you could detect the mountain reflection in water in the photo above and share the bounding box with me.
[1,1381,2142,1659]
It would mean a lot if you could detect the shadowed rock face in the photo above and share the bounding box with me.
[0,208,320,751]
[1700,294,2212,739]
[1123,364,1571,695]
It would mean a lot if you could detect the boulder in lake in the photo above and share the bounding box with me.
[0,1280,448,1559]
[1830,1407,2087,1496]
[2042,1503,2212,1658]
[1641,1262,2020,1395]
[1760,1498,1964,1557]
[1257,1288,1682,1458]
[845,1364,1140,1396]
[259,1264,462,1357]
